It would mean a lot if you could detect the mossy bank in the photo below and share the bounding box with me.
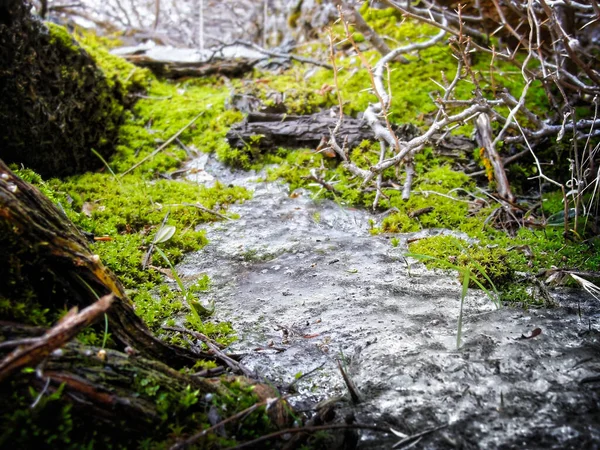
[1,22,270,449]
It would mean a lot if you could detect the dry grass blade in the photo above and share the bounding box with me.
[570,274,600,301]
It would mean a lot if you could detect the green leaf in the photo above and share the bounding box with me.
[190,299,215,317]
[153,225,176,244]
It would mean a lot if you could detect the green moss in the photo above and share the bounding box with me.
[216,379,270,439]
[408,236,513,288]
[1,29,281,450]
[406,223,600,302]
[499,284,548,308]
[0,383,76,448]
[1,20,131,177]
[73,28,152,95]
[108,78,243,175]
[46,171,248,342]
[6,28,250,341]
[46,22,78,51]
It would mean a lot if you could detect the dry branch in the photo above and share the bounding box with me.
[475,113,515,202]
[122,112,204,175]
[0,294,114,383]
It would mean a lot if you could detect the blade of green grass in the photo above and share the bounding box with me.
[91,148,120,184]
[457,270,469,349]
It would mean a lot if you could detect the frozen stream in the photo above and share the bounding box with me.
[178,154,600,449]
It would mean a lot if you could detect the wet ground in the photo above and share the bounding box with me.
[178,153,600,449]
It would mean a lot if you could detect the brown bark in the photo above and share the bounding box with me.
[0,159,291,445]
[0,294,114,383]
[227,111,421,151]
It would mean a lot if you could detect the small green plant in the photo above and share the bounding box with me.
[74,273,111,349]
[390,237,400,247]
[151,221,215,327]
[406,245,501,349]
[91,148,120,185]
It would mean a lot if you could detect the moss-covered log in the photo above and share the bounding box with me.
[0,0,139,177]
[226,112,473,155]
[0,321,288,448]
[0,159,291,447]
[227,111,422,151]
[0,159,204,366]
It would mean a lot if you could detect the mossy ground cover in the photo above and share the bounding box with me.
[3,14,598,448]
[8,28,250,347]
[1,363,273,449]
[220,7,597,304]
[2,27,276,449]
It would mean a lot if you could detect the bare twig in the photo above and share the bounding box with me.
[121,112,204,176]
[163,326,255,378]
[0,294,115,383]
[162,203,231,221]
[214,39,333,69]
[476,113,515,202]
[337,359,361,404]
[229,422,394,450]
[170,397,284,450]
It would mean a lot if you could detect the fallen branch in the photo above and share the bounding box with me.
[121,112,204,176]
[0,294,114,383]
[170,397,288,450]
[230,422,394,449]
[337,359,361,404]
[123,56,256,78]
[222,39,333,70]
[475,113,515,202]
[163,326,255,378]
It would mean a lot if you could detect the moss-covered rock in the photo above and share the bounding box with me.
[0,1,147,177]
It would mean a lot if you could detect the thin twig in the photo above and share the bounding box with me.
[213,39,332,69]
[121,112,204,176]
[285,363,326,391]
[164,202,231,220]
[392,424,449,449]
[337,359,361,404]
[163,326,254,377]
[162,325,225,349]
[170,397,280,450]
[229,423,394,449]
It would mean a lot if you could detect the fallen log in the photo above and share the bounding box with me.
[226,111,422,151]
[123,55,256,78]
[0,321,288,446]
